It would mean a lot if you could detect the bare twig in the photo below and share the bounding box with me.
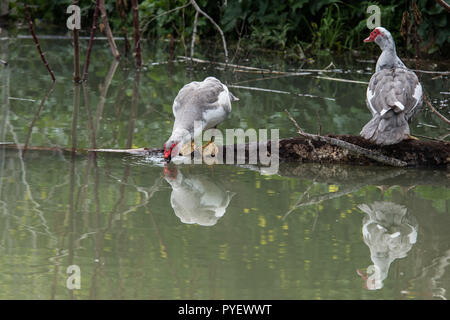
[140,2,191,33]
[435,0,450,12]
[233,73,308,85]
[93,59,120,135]
[82,0,100,82]
[314,76,368,85]
[315,109,322,136]
[132,0,142,68]
[282,179,317,220]
[23,82,55,154]
[179,56,272,72]
[98,0,120,60]
[190,0,228,63]
[190,11,199,60]
[24,2,56,82]
[285,109,408,167]
[230,17,246,64]
[229,85,335,101]
[72,0,81,82]
[82,83,97,149]
[423,94,450,125]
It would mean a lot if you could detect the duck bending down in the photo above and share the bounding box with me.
[164,77,239,162]
[360,27,423,146]
[163,168,235,226]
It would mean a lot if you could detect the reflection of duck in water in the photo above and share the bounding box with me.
[164,167,235,226]
[357,201,418,290]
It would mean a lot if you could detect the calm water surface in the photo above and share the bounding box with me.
[0,34,449,299]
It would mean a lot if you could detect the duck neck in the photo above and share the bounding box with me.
[375,37,404,72]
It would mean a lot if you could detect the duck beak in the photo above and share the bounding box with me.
[364,36,374,42]
[164,146,172,162]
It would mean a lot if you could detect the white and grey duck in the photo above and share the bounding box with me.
[361,27,423,145]
[164,77,239,162]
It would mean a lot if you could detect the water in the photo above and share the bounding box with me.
[0,35,449,299]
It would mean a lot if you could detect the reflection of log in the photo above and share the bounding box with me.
[1,135,449,167]
[276,163,449,186]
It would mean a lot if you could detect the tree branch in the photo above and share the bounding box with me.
[131,0,142,68]
[82,0,100,82]
[423,94,450,125]
[285,109,408,167]
[98,0,120,60]
[24,2,55,82]
[435,0,450,12]
[190,0,228,63]
[190,10,199,60]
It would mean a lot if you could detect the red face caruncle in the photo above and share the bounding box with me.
[364,28,382,43]
[164,142,178,161]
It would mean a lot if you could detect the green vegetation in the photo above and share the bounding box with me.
[4,0,450,58]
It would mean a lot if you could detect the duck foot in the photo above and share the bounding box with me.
[179,141,195,156]
[202,141,219,157]
[407,134,419,141]
[201,142,219,165]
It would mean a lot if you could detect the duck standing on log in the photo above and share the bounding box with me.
[360,27,423,146]
[164,77,239,162]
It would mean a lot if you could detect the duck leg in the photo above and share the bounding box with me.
[179,140,195,156]
[407,134,419,141]
[202,130,219,157]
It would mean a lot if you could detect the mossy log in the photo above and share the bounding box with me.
[275,135,450,167]
[2,134,449,168]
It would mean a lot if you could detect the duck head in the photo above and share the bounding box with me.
[164,140,180,162]
[364,27,395,51]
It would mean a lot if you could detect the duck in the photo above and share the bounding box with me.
[163,168,235,226]
[357,201,418,290]
[360,27,423,146]
[164,77,239,162]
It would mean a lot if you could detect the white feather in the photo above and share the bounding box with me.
[203,107,227,130]
[394,101,405,111]
[366,88,377,115]
[409,83,423,114]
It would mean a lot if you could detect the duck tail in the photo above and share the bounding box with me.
[360,110,410,146]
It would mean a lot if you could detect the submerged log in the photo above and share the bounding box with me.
[276,135,450,168]
[1,134,449,168]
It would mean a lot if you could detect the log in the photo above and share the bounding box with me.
[1,135,449,168]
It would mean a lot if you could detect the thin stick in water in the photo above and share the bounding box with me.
[23,82,56,155]
[82,0,101,82]
[98,0,120,60]
[24,2,56,82]
[423,94,450,125]
[72,0,81,82]
[132,0,142,68]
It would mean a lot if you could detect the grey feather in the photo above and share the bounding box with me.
[165,77,238,149]
[361,28,423,146]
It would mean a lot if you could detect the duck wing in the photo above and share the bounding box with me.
[366,68,422,119]
[172,77,231,133]
[361,68,422,145]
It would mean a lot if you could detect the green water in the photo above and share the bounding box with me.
[0,35,449,299]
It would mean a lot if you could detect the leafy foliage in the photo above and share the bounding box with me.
[4,0,449,58]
